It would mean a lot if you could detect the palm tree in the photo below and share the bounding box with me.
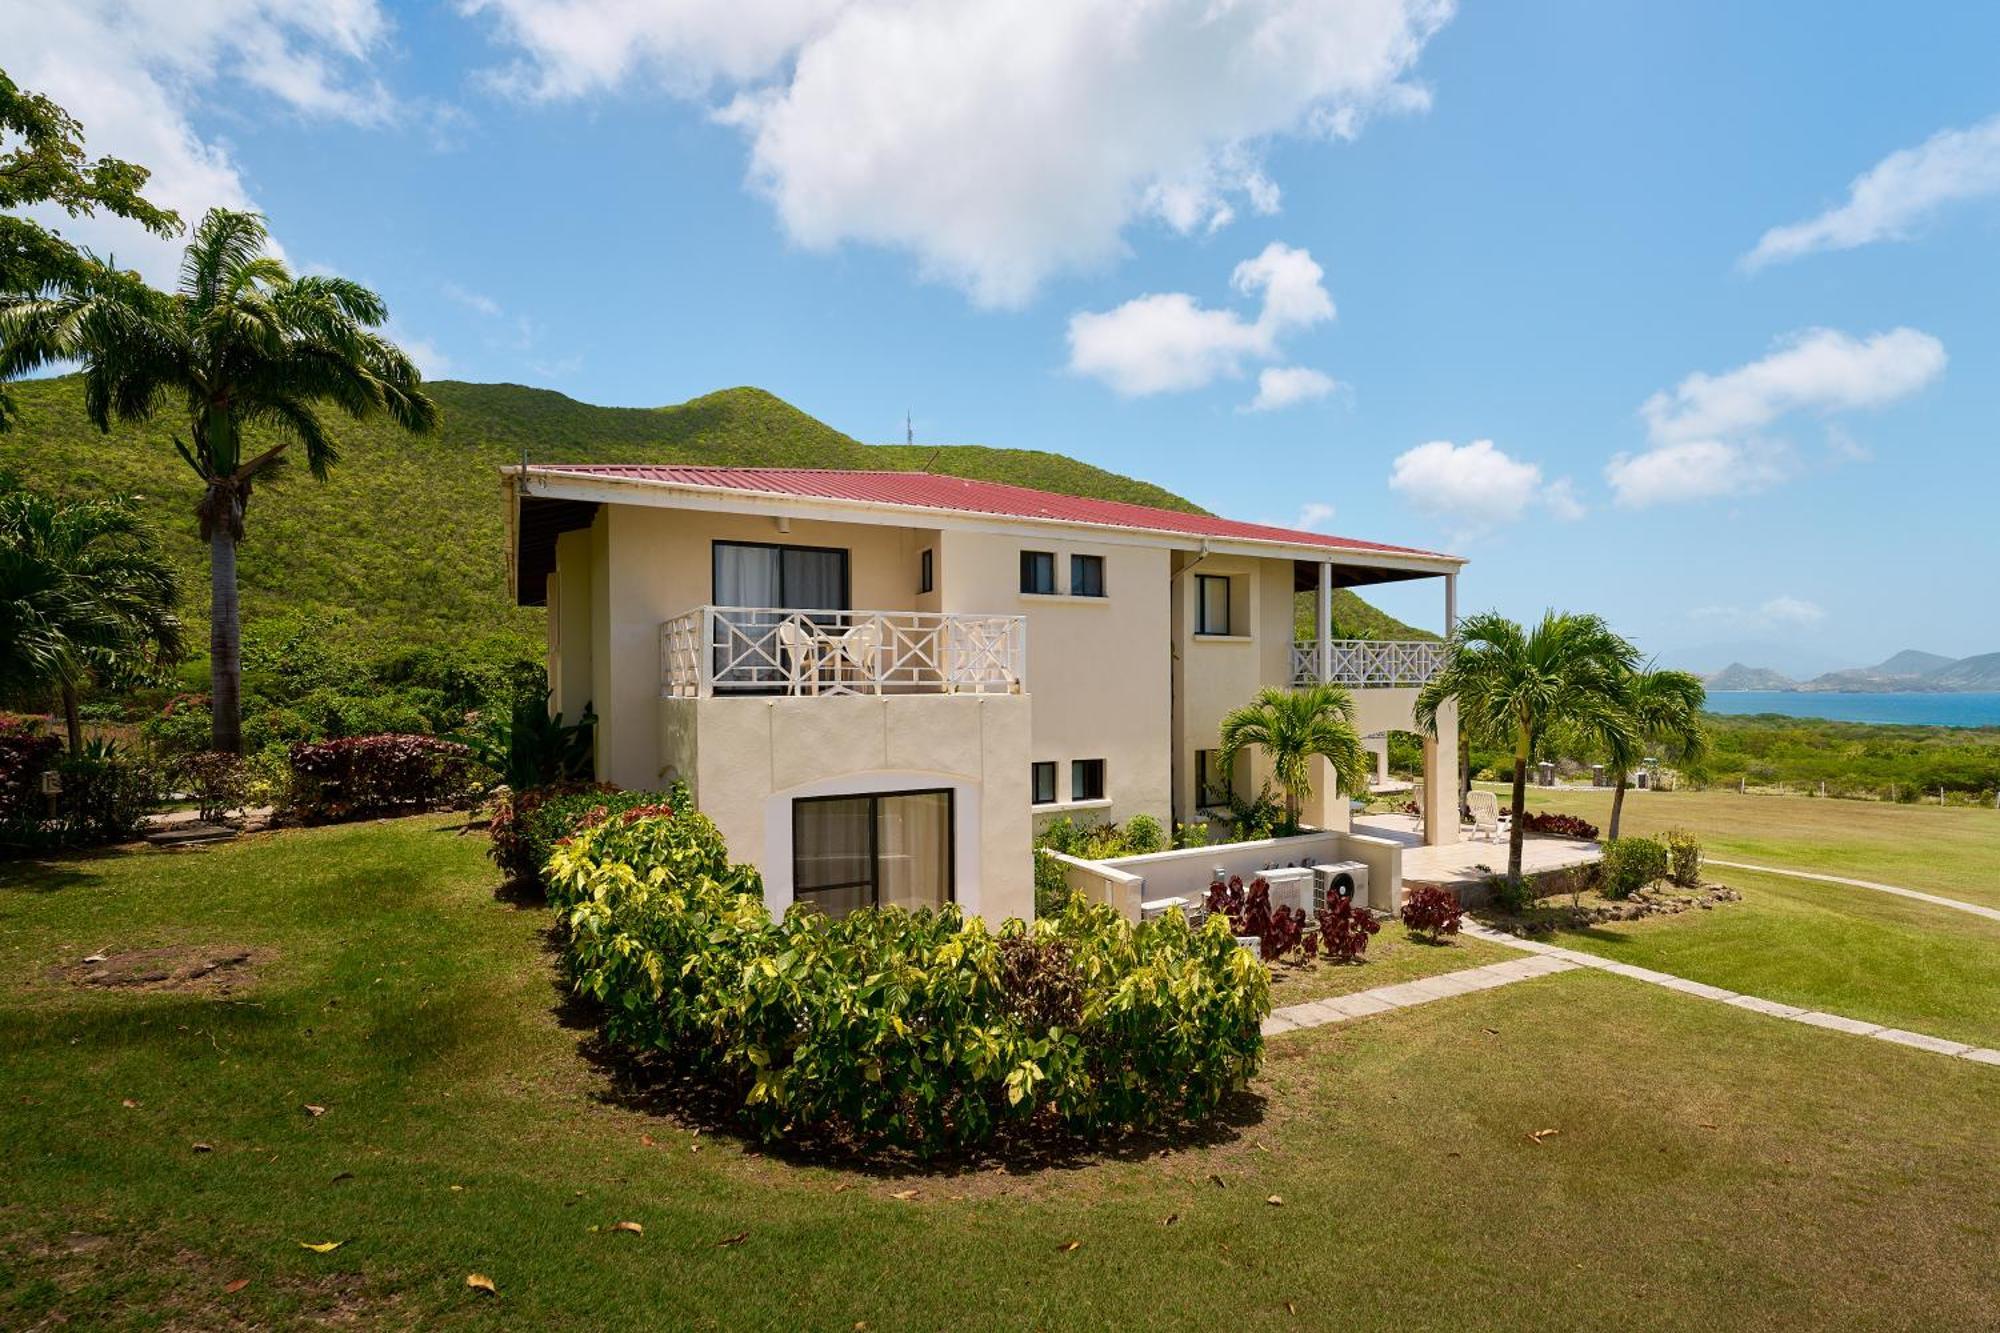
[1598,664,1708,840]
[1216,682,1371,835]
[1416,611,1637,885]
[0,209,437,751]
[0,480,182,752]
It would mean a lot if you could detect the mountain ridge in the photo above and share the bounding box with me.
[1706,648,2000,694]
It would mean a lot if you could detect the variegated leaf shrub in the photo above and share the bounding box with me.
[544,808,1270,1155]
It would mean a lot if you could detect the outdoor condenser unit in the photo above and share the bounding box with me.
[1312,861,1370,913]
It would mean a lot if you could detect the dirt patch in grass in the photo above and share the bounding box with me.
[54,946,264,994]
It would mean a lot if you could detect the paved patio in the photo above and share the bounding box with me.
[1351,811,1601,887]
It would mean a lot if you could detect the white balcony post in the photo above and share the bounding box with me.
[1316,562,1333,685]
[1444,571,1457,639]
[698,605,716,698]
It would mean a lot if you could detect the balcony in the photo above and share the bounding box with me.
[662,606,1028,699]
[1291,639,1448,689]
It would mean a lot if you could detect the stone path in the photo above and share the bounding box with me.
[1261,921,2000,1071]
[1705,859,2000,925]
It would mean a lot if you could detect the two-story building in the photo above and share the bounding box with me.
[504,465,1462,923]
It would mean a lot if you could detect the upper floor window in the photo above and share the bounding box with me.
[918,548,934,594]
[1071,758,1106,802]
[1031,761,1058,805]
[1020,550,1057,595]
[1070,553,1106,598]
[1196,574,1232,636]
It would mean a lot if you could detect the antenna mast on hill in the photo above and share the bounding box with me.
[910,410,942,472]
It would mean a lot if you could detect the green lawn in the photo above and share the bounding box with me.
[1533,867,2000,1050]
[1503,783,2000,909]
[1267,922,1515,1007]
[3,818,1998,1329]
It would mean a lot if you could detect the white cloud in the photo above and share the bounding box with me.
[1293,501,1337,531]
[466,0,1455,306]
[1761,595,1825,627]
[0,1,399,284]
[1691,596,1826,630]
[1745,114,2000,269]
[442,283,503,318]
[1247,366,1340,411]
[1388,439,1584,537]
[1066,242,1333,396]
[1610,328,1946,507]
[386,323,452,379]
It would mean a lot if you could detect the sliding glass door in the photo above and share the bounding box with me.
[712,541,850,688]
[793,789,953,917]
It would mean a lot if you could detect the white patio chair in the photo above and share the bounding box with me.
[828,619,884,695]
[1467,790,1501,842]
[775,619,822,696]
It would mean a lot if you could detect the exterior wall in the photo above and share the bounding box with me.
[549,527,594,721]
[661,693,1034,923]
[936,528,1172,831]
[1057,827,1407,918]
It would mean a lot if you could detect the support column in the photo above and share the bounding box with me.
[1444,571,1458,637]
[1421,698,1459,846]
[1299,754,1353,833]
[1316,561,1333,683]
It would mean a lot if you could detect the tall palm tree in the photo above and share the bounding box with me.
[0,209,437,751]
[1416,611,1637,885]
[0,481,182,752]
[1599,664,1708,840]
[1216,682,1371,835]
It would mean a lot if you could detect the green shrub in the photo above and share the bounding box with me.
[1601,836,1670,899]
[1663,828,1702,888]
[1122,813,1164,855]
[1033,848,1076,918]
[487,782,685,885]
[548,811,1269,1155]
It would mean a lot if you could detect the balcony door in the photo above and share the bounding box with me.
[792,789,954,917]
[712,541,850,689]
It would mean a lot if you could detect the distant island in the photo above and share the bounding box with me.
[1707,649,2000,694]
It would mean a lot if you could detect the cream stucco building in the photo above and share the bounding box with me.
[504,465,1463,924]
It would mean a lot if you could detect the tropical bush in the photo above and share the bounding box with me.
[460,692,595,792]
[1520,810,1599,840]
[547,809,1269,1155]
[487,783,665,886]
[1033,814,1172,917]
[51,740,155,843]
[1400,885,1464,942]
[1663,828,1703,888]
[287,734,473,821]
[0,720,61,827]
[173,751,246,824]
[1600,836,1671,899]
[1316,897,1381,963]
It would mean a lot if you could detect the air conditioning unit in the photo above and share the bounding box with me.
[1312,861,1370,913]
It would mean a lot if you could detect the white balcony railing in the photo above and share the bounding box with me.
[662,606,1028,698]
[1291,639,1448,688]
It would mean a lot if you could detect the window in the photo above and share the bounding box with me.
[1031,761,1058,805]
[918,548,934,594]
[793,789,953,918]
[1070,553,1105,598]
[1195,574,1232,636]
[1071,758,1106,802]
[1195,749,1231,808]
[1020,550,1056,595]
[713,541,849,611]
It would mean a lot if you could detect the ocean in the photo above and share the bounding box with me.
[1706,691,2000,728]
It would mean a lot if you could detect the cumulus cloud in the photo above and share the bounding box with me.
[1609,328,1946,507]
[465,0,1455,306]
[0,1,399,283]
[1745,114,2000,269]
[1247,366,1341,411]
[1067,243,1333,397]
[1293,501,1337,530]
[1388,439,1584,537]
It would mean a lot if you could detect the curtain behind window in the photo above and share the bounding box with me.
[876,792,951,911]
[794,796,873,917]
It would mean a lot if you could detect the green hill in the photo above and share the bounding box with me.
[0,376,1423,659]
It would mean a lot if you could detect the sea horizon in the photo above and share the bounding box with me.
[1705,690,2000,728]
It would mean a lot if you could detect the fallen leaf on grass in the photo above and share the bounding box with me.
[83,953,107,964]
[120,1099,140,1109]
[831,1183,854,1194]
[1161,1213,1180,1227]
[611,1221,643,1235]
[853,1323,870,1330]
[640,1134,658,1147]
[1697,1122,1718,1130]
[889,1189,919,1201]
[1266,1195,1284,1207]
[1055,1240,1081,1253]
[1527,1129,1559,1144]
[1208,1173,1227,1188]
[449,1185,464,1192]
[192,1142,213,1153]
[466,1274,497,1294]
[222,1279,250,1294]
[329,1172,354,1185]
[303,1104,326,1118]
[1287,1301,1297,1315]
[297,1240,343,1253]
[715,1231,749,1247]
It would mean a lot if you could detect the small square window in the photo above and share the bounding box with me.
[1020,550,1056,595]
[918,548,934,594]
[1196,574,1232,636]
[1070,553,1105,598]
[1071,758,1106,802]
[1031,761,1058,805]
[1196,749,1231,808]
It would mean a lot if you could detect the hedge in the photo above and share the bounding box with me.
[288,734,472,820]
[545,806,1271,1155]
[486,784,666,885]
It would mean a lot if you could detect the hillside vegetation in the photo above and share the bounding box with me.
[0,376,1421,659]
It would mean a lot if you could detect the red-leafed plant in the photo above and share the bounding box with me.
[1401,885,1464,942]
[288,733,471,821]
[1315,897,1381,962]
[1204,875,1309,961]
[0,724,63,827]
[1521,810,1599,840]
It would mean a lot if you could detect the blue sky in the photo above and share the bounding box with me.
[8,2,1998,673]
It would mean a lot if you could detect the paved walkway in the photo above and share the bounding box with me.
[1705,858,2000,925]
[1262,921,2000,1071]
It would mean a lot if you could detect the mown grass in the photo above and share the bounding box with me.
[1266,921,1515,1007]
[3,817,1998,1328]
[1508,783,2000,909]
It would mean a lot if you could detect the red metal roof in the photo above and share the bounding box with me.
[528,464,1456,561]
